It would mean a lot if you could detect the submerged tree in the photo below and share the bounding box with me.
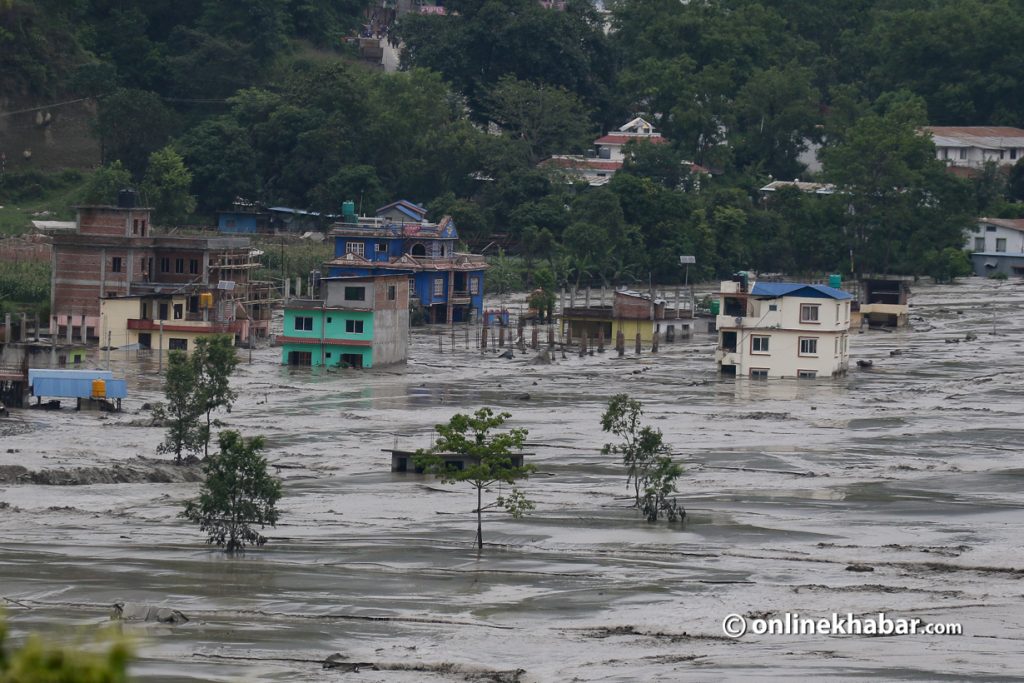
[192,335,239,458]
[154,350,202,464]
[182,430,282,553]
[416,408,534,550]
[601,394,683,522]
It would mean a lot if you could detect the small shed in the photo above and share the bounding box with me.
[28,369,127,410]
[386,449,527,473]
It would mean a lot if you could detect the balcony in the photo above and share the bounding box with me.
[127,319,239,334]
[716,311,782,330]
[715,349,740,365]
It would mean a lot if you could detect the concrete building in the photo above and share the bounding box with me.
[327,200,487,323]
[278,274,409,368]
[715,278,852,379]
[925,126,1024,170]
[51,199,274,349]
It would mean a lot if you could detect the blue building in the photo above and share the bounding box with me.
[326,200,487,323]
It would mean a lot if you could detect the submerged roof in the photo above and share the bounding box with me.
[751,282,853,300]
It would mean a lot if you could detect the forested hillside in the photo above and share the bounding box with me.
[4,0,1023,284]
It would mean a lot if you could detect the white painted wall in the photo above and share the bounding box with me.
[966,222,1024,253]
[716,290,851,378]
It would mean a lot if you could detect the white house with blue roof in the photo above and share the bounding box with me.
[715,278,852,379]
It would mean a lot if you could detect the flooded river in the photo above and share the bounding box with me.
[2,278,1024,681]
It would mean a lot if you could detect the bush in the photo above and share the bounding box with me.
[989,271,1009,280]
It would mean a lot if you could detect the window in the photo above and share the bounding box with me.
[433,278,444,297]
[111,256,122,273]
[750,368,769,379]
[173,304,183,320]
[189,259,199,275]
[168,338,188,351]
[959,148,967,160]
[158,303,169,320]
[344,286,366,301]
[1013,148,1019,160]
[188,296,199,313]
[835,337,839,354]
[346,319,364,334]
[987,225,997,232]
[975,237,986,251]
[769,304,778,311]
[800,304,820,323]
[132,219,140,235]
[288,350,312,366]
[326,316,332,323]
[799,337,818,356]
[798,370,817,379]
[377,242,387,253]
[346,241,365,256]
[469,277,479,295]
[387,285,396,301]
[996,238,1007,252]
[160,257,170,273]
[751,335,770,353]
[140,219,146,235]
[175,257,184,274]
[294,316,313,331]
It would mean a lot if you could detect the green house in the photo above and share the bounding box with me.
[279,275,409,368]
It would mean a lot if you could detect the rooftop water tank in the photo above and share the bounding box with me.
[91,378,106,399]
[342,200,357,224]
[828,273,842,289]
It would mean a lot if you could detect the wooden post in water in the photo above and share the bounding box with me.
[531,325,539,350]
[498,325,505,348]
[579,333,587,357]
[597,326,605,353]
[547,325,555,350]
[616,329,625,357]
[652,329,659,353]
[635,332,642,355]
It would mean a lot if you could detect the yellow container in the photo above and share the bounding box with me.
[91,378,106,399]
[199,292,214,308]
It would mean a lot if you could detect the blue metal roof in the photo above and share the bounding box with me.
[28,369,127,399]
[750,282,853,300]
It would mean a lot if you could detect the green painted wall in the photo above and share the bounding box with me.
[282,307,376,368]
[280,342,372,368]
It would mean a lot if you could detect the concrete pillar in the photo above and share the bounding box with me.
[295,277,302,298]
[579,334,587,357]
[652,330,659,353]
[675,288,681,319]
[588,335,594,356]
[3,313,10,342]
[617,330,625,357]
[20,313,27,342]
[547,326,555,350]
[635,332,642,355]
[498,326,505,348]
[481,324,488,351]
[585,286,591,308]
[569,287,576,309]
[598,326,605,353]
[531,326,539,350]
[80,314,87,343]
[600,287,606,306]
[66,316,73,344]
[33,313,40,342]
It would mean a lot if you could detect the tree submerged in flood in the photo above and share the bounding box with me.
[601,394,684,523]
[181,430,282,553]
[416,408,534,550]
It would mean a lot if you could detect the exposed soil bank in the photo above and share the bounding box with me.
[0,458,202,485]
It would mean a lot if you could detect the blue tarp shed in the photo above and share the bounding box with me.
[28,369,128,399]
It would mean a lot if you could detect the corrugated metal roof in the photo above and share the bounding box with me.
[28,369,127,399]
[750,282,853,300]
[978,217,1024,232]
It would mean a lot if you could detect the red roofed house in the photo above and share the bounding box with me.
[542,117,706,186]
[925,126,1024,170]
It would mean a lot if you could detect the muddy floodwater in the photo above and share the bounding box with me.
[2,278,1024,681]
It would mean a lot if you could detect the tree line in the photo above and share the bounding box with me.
[5,0,1022,281]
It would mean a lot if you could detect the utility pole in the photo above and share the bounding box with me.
[158,320,164,373]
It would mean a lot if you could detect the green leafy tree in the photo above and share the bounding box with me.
[95,88,180,177]
[154,350,202,464]
[925,247,973,284]
[182,430,282,553]
[486,76,594,164]
[601,394,682,518]
[142,146,197,225]
[192,336,239,459]
[80,161,132,205]
[0,615,131,682]
[415,408,533,550]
